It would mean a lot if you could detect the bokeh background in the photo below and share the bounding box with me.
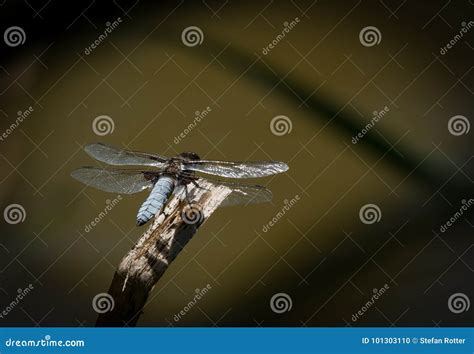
[0,0,472,327]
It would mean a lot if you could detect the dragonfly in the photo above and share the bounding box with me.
[71,143,289,226]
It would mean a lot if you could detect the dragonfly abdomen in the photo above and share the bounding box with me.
[136,176,176,226]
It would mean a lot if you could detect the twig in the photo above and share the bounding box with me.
[96,179,231,326]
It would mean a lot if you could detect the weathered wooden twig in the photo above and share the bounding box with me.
[96,180,231,326]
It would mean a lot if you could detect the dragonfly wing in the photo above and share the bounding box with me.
[71,167,155,194]
[84,143,167,167]
[185,160,288,178]
[200,178,273,206]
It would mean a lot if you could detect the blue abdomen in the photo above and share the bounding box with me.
[136,176,175,226]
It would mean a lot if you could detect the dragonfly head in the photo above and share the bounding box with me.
[178,151,200,161]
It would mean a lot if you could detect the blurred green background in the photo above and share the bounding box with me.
[0,0,472,326]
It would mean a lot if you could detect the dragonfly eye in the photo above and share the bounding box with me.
[179,151,200,160]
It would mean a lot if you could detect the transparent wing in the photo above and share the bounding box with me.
[84,143,168,167]
[71,167,156,194]
[184,160,288,179]
[201,177,273,206]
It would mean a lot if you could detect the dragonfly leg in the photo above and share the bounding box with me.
[184,184,190,203]
[181,179,202,203]
[179,171,210,192]
[191,178,211,192]
[179,171,196,181]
